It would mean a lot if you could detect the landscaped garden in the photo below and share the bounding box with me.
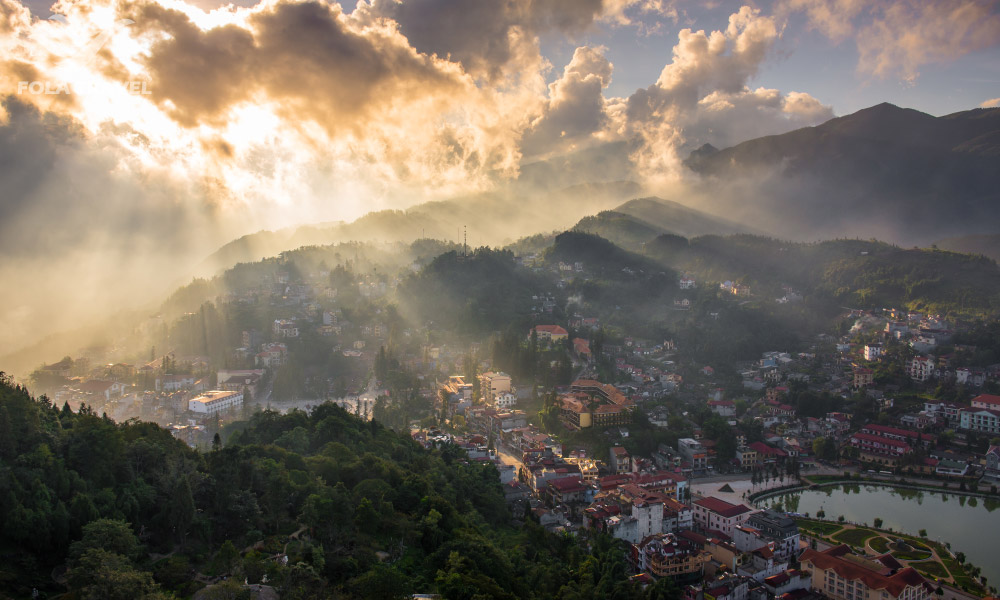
[793,517,985,595]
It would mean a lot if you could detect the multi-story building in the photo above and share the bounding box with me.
[733,509,800,562]
[478,371,512,400]
[863,344,883,361]
[678,438,709,470]
[188,390,244,415]
[959,408,1000,435]
[630,533,708,583]
[610,446,632,474]
[971,394,1000,411]
[799,545,932,600]
[849,432,911,466]
[662,497,693,533]
[908,356,935,382]
[531,325,568,343]
[692,497,755,538]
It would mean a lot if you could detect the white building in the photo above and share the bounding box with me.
[863,344,883,361]
[692,497,755,538]
[189,390,244,415]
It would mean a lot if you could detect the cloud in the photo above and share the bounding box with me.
[618,6,830,183]
[982,97,1000,108]
[779,0,1000,82]
[0,0,839,352]
[520,45,614,157]
[859,1,1000,82]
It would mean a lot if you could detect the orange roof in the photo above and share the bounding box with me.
[799,545,928,597]
[534,325,568,335]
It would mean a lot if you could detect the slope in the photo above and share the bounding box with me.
[686,103,1000,245]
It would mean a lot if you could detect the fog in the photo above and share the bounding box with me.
[1,0,994,370]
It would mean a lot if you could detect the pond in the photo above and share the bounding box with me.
[761,484,1000,586]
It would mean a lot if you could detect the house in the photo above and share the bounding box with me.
[156,374,195,392]
[971,394,1000,411]
[572,338,592,360]
[531,325,568,343]
[708,399,736,417]
[908,356,935,382]
[863,344,883,361]
[546,477,591,504]
[798,545,932,600]
[272,319,299,338]
[935,458,969,476]
[75,379,126,403]
[679,276,696,290]
[733,509,800,562]
[662,497,694,533]
[984,445,1000,480]
[692,497,755,538]
[631,533,708,582]
[737,546,787,582]
[611,446,632,474]
[852,366,874,389]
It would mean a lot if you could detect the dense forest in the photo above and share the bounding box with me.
[0,374,682,599]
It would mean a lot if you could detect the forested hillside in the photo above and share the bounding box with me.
[0,375,679,599]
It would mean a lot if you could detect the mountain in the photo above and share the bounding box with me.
[571,197,748,250]
[643,233,1000,317]
[194,181,643,277]
[933,234,1000,262]
[686,103,1000,245]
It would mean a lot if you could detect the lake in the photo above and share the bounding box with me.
[760,484,1000,586]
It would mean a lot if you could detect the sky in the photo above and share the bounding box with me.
[0,0,998,352]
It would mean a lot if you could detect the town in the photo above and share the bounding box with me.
[21,238,1000,600]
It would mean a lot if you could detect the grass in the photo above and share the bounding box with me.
[911,560,949,580]
[869,536,890,553]
[795,519,843,536]
[832,528,877,547]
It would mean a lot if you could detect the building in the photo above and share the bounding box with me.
[959,408,1000,435]
[735,446,760,470]
[984,445,1000,481]
[478,372,512,400]
[631,533,708,583]
[662,497,694,533]
[708,399,736,417]
[492,391,517,410]
[679,438,709,470]
[272,319,299,338]
[611,446,632,474]
[863,344,883,361]
[859,424,934,448]
[531,325,568,343]
[849,432,910,466]
[733,509,800,562]
[852,367,874,389]
[799,545,932,600]
[908,356,935,382]
[692,497,755,538]
[188,390,244,415]
[971,394,1000,411]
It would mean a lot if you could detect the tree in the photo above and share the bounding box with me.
[169,475,195,544]
[69,519,141,563]
[873,517,883,529]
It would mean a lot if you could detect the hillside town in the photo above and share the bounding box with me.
[22,249,1000,600]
